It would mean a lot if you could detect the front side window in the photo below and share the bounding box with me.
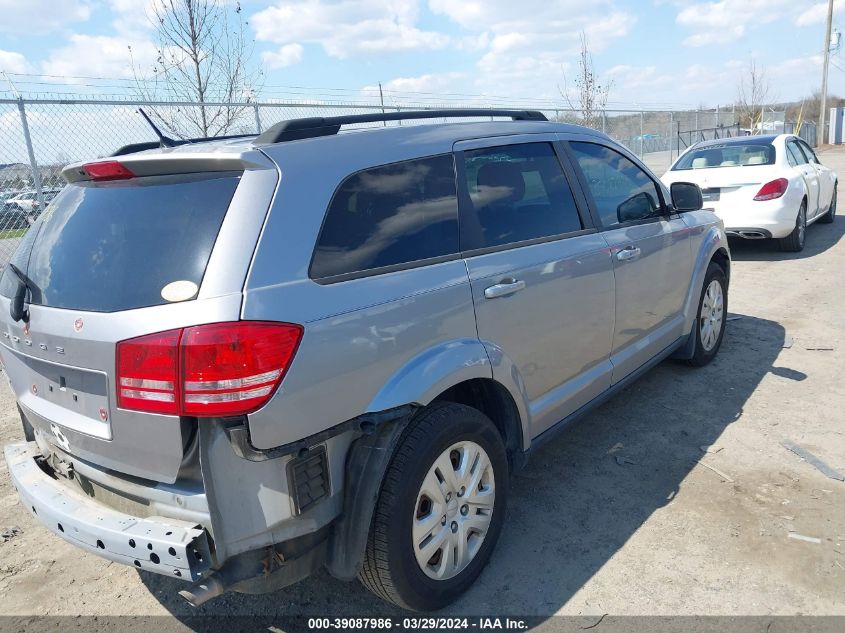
[786,141,808,166]
[569,142,663,227]
[310,154,459,280]
[460,142,582,250]
[798,140,820,164]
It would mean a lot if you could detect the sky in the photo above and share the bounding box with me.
[0,0,843,110]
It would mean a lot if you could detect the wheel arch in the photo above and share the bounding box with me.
[710,247,730,284]
[681,224,729,334]
[433,377,525,470]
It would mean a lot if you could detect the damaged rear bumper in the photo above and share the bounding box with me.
[3,441,212,581]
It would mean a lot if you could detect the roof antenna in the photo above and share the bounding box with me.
[137,108,177,148]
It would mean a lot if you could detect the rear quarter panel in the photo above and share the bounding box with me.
[244,134,493,450]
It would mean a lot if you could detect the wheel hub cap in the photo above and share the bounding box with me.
[412,441,495,580]
[699,279,724,352]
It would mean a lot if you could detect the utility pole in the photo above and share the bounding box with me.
[819,0,834,145]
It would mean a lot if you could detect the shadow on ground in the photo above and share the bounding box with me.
[139,315,788,629]
[728,215,843,261]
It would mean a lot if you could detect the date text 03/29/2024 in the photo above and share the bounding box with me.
[306,618,529,630]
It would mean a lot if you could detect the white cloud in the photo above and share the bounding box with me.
[608,65,660,87]
[796,0,844,27]
[262,43,304,69]
[0,49,32,74]
[362,72,467,100]
[677,0,793,47]
[0,0,92,34]
[108,0,158,38]
[41,35,158,81]
[251,0,449,58]
[429,0,635,100]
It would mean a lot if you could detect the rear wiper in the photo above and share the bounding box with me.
[7,263,31,323]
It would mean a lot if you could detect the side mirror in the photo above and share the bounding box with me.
[670,182,703,212]
[617,191,658,223]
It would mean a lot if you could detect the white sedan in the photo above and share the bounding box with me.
[662,134,837,252]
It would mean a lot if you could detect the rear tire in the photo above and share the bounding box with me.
[818,185,837,224]
[686,262,728,367]
[779,201,807,252]
[359,402,508,611]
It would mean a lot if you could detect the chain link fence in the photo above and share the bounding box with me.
[0,97,812,270]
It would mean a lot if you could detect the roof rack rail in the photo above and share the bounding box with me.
[254,109,549,145]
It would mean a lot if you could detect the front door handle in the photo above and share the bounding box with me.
[484,279,526,299]
[616,246,641,262]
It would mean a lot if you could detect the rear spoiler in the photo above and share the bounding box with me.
[61,151,275,184]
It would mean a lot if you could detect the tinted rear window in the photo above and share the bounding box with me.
[310,154,459,281]
[673,143,775,170]
[0,172,240,312]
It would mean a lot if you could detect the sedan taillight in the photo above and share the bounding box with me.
[753,178,789,201]
[117,321,303,417]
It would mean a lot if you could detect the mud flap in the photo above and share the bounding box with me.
[324,407,414,580]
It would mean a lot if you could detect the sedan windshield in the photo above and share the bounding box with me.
[673,143,776,170]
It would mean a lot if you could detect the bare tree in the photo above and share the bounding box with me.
[130,0,262,138]
[561,32,612,129]
[736,60,772,132]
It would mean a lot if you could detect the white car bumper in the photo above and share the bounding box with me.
[710,197,799,240]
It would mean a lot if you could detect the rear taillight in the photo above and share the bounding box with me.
[117,330,180,415]
[83,160,135,181]
[753,178,789,201]
[116,322,303,417]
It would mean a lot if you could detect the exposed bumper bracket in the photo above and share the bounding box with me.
[4,442,213,581]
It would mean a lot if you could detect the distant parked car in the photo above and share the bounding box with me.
[0,192,30,230]
[662,135,837,252]
[7,189,61,212]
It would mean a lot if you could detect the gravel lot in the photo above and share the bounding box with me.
[1,149,844,626]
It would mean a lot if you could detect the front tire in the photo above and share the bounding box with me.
[359,402,508,611]
[686,262,728,367]
[779,201,807,252]
[818,185,837,224]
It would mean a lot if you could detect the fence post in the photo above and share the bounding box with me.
[253,104,262,133]
[639,111,644,157]
[602,111,606,133]
[668,111,674,168]
[17,98,43,209]
[715,104,720,128]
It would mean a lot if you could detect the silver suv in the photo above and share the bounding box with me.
[1,110,729,611]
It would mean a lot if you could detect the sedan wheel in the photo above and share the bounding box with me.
[819,185,837,224]
[779,202,807,252]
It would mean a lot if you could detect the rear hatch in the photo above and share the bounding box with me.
[0,147,278,483]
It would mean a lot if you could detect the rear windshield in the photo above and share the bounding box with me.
[0,172,240,312]
[672,143,775,170]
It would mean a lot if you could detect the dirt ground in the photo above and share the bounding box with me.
[1,149,845,625]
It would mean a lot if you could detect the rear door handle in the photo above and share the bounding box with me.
[484,279,526,299]
[616,246,641,262]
